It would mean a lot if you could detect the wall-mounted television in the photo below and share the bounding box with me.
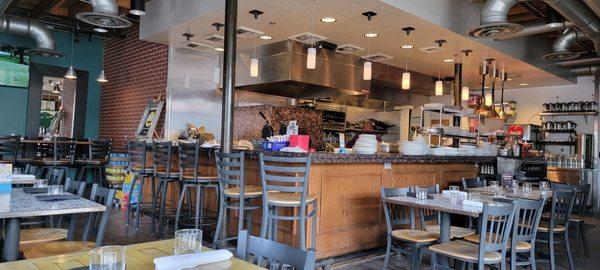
[0,51,29,88]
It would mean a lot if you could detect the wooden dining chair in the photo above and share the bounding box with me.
[429,202,517,270]
[411,184,476,239]
[237,230,316,270]
[550,182,590,257]
[381,187,439,270]
[20,184,115,259]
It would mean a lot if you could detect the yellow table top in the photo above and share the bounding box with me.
[0,240,265,270]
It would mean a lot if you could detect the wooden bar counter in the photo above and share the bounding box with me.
[143,148,495,259]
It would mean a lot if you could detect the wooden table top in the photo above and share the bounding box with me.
[467,186,552,200]
[0,189,105,219]
[0,240,265,270]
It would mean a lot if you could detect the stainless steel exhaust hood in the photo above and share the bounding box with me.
[235,40,436,106]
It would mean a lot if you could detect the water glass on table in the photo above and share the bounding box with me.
[523,182,532,195]
[33,179,47,188]
[511,180,519,193]
[539,181,550,194]
[174,229,203,255]
[48,185,63,195]
[415,187,428,200]
[449,185,460,196]
[89,245,126,270]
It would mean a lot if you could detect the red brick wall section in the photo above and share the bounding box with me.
[99,23,168,152]
[60,79,75,137]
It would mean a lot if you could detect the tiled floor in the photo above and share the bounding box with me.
[101,207,600,269]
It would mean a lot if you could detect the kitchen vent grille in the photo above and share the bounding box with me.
[419,46,444,54]
[204,34,224,44]
[288,32,327,44]
[362,53,394,62]
[336,44,364,54]
[236,26,264,39]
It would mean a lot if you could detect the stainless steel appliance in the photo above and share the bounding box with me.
[576,134,594,169]
[504,123,541,142]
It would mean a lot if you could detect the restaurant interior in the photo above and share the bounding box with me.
[0,0,599,269]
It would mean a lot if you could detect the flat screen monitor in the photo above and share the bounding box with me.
[0,51,29,88]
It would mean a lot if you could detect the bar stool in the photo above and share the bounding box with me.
[74,139,111,186]
[259,154,317,251]
[126,140,155,230]
[39,137,74,182]
[213,151,262,249]
[153,141,181,238]
[174,142,219,231]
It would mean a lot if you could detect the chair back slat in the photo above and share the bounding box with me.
[216,151,245,193]
[178,142,201,181]
[89,139,111,161]
[462,177,486,190]
[64,178,86,196]
[478,202,516,254]
[237,230,316,270]
[552,182,590,217]
[0,135,19,163]
[512,198,545,245]
[381,187,415,231]
[80,184,115,247]
[48,168,65,185]
[549,188,577,228]
[128,140,150,174]
[153,142,177,178]
[410,185,441,226]
[259,153,311,206]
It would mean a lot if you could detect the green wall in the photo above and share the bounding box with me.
[0,30,103,138]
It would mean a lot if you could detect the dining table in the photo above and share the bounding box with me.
[467,186,553,200]
[0,239,265,270]
[0,188,106,262]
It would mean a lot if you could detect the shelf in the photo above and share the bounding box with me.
[541,129,577,133]
[421,107,478,118]
[539,140,577,145]
[540,111,597,116]
[420,131,477,140]
[345,128,388,135]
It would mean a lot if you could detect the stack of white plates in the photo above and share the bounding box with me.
[353,134,378,154]
[398,139,429,155]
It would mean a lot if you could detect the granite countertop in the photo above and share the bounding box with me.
[0,189,106,219]
[244,150,497,164]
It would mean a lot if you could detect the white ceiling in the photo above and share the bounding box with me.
[143,0,573,91]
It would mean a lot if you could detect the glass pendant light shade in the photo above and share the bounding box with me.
[363,61,372,80]
[484,92,493,106]
[307,47,317,69]
[435,80,443,96]
[461,86,470,101]
[250,58,259,77]
[97,69,108,83]
[402,72,410,90]
[65,66,77,79]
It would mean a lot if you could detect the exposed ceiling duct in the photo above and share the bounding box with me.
[76,0,132,29]
[494,21,573,40]
[542,0,600,56]
[558,55,600,66]
[543,28,586,61]
[571,64,600,76]
[468,0,523,38]
[0,15,63,57]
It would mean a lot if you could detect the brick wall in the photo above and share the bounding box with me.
[99,23,168,152]
[60,79,75,137]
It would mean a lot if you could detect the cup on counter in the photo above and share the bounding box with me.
[89,246,126,270]
[174,229,202,255]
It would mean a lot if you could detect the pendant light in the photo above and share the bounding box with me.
[434,39,446,96]
[362,11,377,81]
[488,59,501,118]
[249,10,263,78]
[401,27,414,90]
[475,58,489,114]
[306,0,317,69]
[498,67,508,120]
[461,49,472,101]
[97,69,108,83]
[129,0,146,16]
[65,31,77,79]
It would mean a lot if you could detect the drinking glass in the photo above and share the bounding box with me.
[511,180,519,193]
[449,185,460,196]
[89,246,126,270]
[523,182,532,195]
[490,181,499,191]
[467,192,481,202]
[12,167,21,174]
[174,229,202,255]
[540,181,550,194]
[48,185,63,195]
[33,179,48,188]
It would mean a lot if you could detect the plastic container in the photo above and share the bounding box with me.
[289,135,310,151]
[262,141,290,151]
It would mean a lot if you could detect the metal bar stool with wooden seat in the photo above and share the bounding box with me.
[126,140,156,231]
[381,187,439,270]
[430,202,517,270]
[174,142,219,231]
[536,188,577,270]
[74,139,111,186]
[39,137,75,183]
[0,135,19,164]
[412,185,476,239]
[259,154,317,251]
[153,141,181,238]
[20,184,115,259]
[213,151,262,249]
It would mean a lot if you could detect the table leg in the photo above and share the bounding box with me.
[439,212,451,243]
[3,218,21,262]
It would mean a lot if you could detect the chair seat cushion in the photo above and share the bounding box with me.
[426,225,476,239]
[267,192,317,206]
[463,234,532,251]
[224,185,262,197]
[537,221,566,233]
[20,228,67,245]
[429,240,503,263]
[391,229,439,243]
[21,241,95,259]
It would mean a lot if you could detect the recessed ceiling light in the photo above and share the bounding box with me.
[259,35,273,40]
[320,17,337,23]
[94,27,108,33]
[364,32,379,38]
[215,47,224,52]
[507,78,513,81]
[519,83,529,86]
[401,44,414,49]
[443,58,454,62]
[546,22,562,28]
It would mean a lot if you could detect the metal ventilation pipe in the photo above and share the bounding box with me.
[558,56,600,66]
[468,0,523,38]
[0,15,62,57]
[76,0,132,29]
[494,21,573,40]
[543,28,586,61]
[571,65,600,76]
[542,0,600,56]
